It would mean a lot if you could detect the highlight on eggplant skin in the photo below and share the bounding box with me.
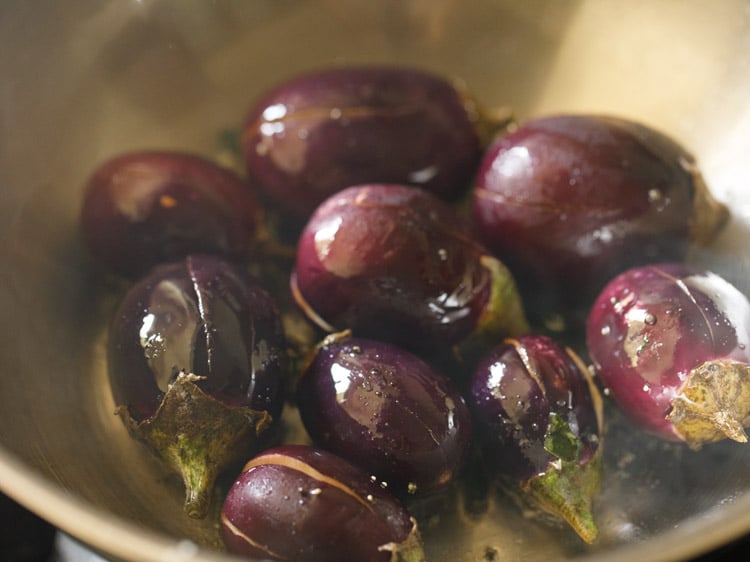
[586,262,750,448]
[108,255,286,518]
[241,65,486,220]
[291,183,528,353]
[472,114,728,328]
[467,334,604,543]
[220,444,425,562]
[297,334,472,496]
[80,151,262,277]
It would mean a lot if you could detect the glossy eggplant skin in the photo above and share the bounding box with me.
[467,334,603,543]
[109,255,285,423]
[586,263,750,444]
[468,335,600,481]
[298,336,472,494]
[221,445,424,562]
[291,184,493,350]
[472,115,727,325]
[242,66,482,219]
[81,151,261,277]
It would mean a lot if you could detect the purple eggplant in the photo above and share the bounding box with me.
[472,115,728,328]
[291,184,528,352]
[108,255,286,518]
[467,335,604,543]
[241,65,506,220]
[587,263,750,448]
[81,151,262,277]
[297,334,472,495]
[220,444,425,562]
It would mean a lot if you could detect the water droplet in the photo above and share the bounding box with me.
[530,422,539,431]
[644,313,657,326]
[370,475,378,483]
[309,488,322,496]
[642,384,650,392]
[361,379,373,392]
[380,481,389,489]
[437,248,448,261]
[330,107,342,119]
[601,325,611,336]
[648,189,663,203]
[740,343,746,350]
[407,482,418,494]
[603,388,611,396]
[366,494,374,502]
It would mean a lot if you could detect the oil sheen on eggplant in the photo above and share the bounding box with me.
[220,445,425,562]
[472,115,728,329]
[108,255,286,518]
[298,334,472,495]
[242,66,490,220]
[291,184,528,352]
[80,151,262,277]
[587,263,750,448]
[467,334,604,543]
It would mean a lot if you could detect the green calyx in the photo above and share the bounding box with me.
[378,517,426,562]
[478,255,530,338]
[459,255,529,361]
[523,412,602,544]
[117,372,272,519]
[544,412,583,462]
[668,359,750,449]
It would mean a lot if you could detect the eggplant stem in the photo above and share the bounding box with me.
[117,372,272,519]
[175,434,215,519]
[522,452,601,544]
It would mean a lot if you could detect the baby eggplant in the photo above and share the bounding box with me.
[587,263,750,448]
[467,335,604,543]
[242,65,498,220]
[108,255,286,518]
[81,151,262,277]
[472,114,728,328]
[220,444,425,562]
[291,184,528,352]
[298,334,472,495]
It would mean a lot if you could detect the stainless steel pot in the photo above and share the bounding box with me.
[2,1,750,561]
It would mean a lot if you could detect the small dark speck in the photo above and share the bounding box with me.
[483,546,499,561]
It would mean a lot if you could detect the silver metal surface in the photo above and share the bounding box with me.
[2,1,750,561]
